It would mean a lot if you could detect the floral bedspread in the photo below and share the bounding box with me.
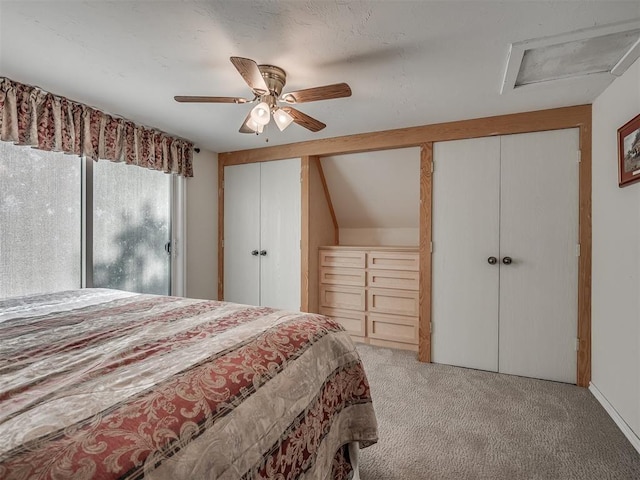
[0,289,377,479]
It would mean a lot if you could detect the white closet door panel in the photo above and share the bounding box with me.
[259,158,301,311]
[432,137,501,372]
[223,163,261,306]
[499,129,579,383]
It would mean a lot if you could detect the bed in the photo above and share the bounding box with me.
[0,289,378,480]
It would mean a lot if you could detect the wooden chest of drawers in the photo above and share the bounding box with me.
[319,246,419,351]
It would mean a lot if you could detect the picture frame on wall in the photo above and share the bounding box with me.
[618,113,640,187]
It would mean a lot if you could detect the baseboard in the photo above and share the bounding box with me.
[589,382,640,454]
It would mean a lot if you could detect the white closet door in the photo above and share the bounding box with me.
[432,137,501,371]
[223,162,261,306]
[259,158,301,311]
[498,129,579,383]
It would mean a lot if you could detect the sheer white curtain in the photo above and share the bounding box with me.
[0,143,81,298]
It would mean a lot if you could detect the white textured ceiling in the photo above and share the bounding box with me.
[1,1,639,154]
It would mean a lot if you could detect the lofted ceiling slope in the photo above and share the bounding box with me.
[1,1,639,153]
[321,147,420,235]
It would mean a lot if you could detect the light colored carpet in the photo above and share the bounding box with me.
[356,344,640,480]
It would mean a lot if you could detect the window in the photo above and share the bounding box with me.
[0,143,82,298]
[0,142,181,299]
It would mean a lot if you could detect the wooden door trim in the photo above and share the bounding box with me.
[300,157,311,312]
[216,105,592,387]
[577,121,592,387]
[418,143,433,362]
[217,159,225,301]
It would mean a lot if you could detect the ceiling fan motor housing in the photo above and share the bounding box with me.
[258,64,286,98]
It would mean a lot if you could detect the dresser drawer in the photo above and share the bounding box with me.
[367,269,419,290]
[320,267,366,287]
[367,288,419,317]
[319,249,366,268]
[319,285,366,311]
[367,251,419,271]
[367,313,418,345]
[320,307,366,337]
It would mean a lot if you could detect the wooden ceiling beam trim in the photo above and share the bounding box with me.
[219,104,591,165]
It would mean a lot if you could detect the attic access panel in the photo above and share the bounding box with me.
[501,19,640,93]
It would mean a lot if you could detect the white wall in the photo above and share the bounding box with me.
[185,149,218,300]
[339,227,419,246]
[592,58,640,443]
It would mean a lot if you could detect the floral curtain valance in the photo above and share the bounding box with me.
[0,77,193,177]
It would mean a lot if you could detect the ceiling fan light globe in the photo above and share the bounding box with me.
[250,102,271,126]
[274,108,294,131]
[244,117,259,132]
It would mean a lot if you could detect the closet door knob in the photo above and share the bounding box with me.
[502,256,512,265]
[251,250,259,256]
[260,250,267,256]
[487,256,497,265]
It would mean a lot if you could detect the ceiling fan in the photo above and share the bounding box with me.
[174,57,352,134]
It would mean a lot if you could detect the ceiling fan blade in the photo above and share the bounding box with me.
[239,111,256,134]
[174,96,248,104]
[230,57,269,95]
[281,107,326,132]
[280,83,351,104]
